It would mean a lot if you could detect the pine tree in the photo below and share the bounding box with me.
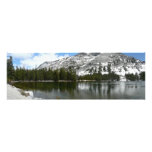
[53,70,59,81]
[108,63,111,74]
[7,56,15,81]
[47,68,53,80]
[140,72,145,81]
[60,68,67,80]
[99,63,102,73]
[67,67,76,81]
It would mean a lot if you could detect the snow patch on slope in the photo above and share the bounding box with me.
[37,53,145,81]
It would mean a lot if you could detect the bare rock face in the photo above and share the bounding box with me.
[37,53,145,79]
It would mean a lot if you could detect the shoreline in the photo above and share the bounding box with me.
[10,80,145,83]
[7,84,33,100]
[10,80,96,83]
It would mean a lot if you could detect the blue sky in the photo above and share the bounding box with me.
[7,52,145,69]
[123,53,145,61]
[57,53,78,56]
[7,53,77,69]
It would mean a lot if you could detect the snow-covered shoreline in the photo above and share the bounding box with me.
[7,84,32,100]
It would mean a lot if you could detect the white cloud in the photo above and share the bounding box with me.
[20,53,69,69]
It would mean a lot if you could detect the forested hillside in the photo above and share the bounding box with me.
[7,56,145,82]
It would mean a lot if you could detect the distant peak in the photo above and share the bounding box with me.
[76,52,101,56]
[89,53,101,56]
[76,53,88,56]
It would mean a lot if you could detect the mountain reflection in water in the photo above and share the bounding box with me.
[13,81,145,99]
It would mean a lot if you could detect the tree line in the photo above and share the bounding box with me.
[78,72,120,81]
[13,67,77,81]
[125,72,145,81]
[7,56,77,81]
[7,56,145,82]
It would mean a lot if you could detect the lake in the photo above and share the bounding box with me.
[12,81,145,99]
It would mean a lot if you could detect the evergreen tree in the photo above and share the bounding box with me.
[47,68,53,80]
[7,56,15,81]
[60,68,67,80]
[140,72,145,81]
[125,73,140,81]
[99,64,102,73]
[108,63,111,74]
[67,67,76,81]
[53,70,59,81]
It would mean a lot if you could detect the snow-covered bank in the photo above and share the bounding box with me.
[7,84,32,100]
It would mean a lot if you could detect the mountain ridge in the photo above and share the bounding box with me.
[37,53,145,80]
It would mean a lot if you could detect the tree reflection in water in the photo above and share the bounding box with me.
[13,81,145,99]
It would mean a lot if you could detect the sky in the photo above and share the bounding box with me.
[7,52,145,69]
[123,53,145,62]
[7,53,78,69]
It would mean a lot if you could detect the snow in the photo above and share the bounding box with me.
[7,84,32,100]
[37,53,145,81]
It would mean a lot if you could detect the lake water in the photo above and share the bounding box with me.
[13,81,145,99]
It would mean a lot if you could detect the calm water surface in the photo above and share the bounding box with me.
[13,81,145,99]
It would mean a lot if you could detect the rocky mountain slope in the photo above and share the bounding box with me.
[37,53,145,80]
